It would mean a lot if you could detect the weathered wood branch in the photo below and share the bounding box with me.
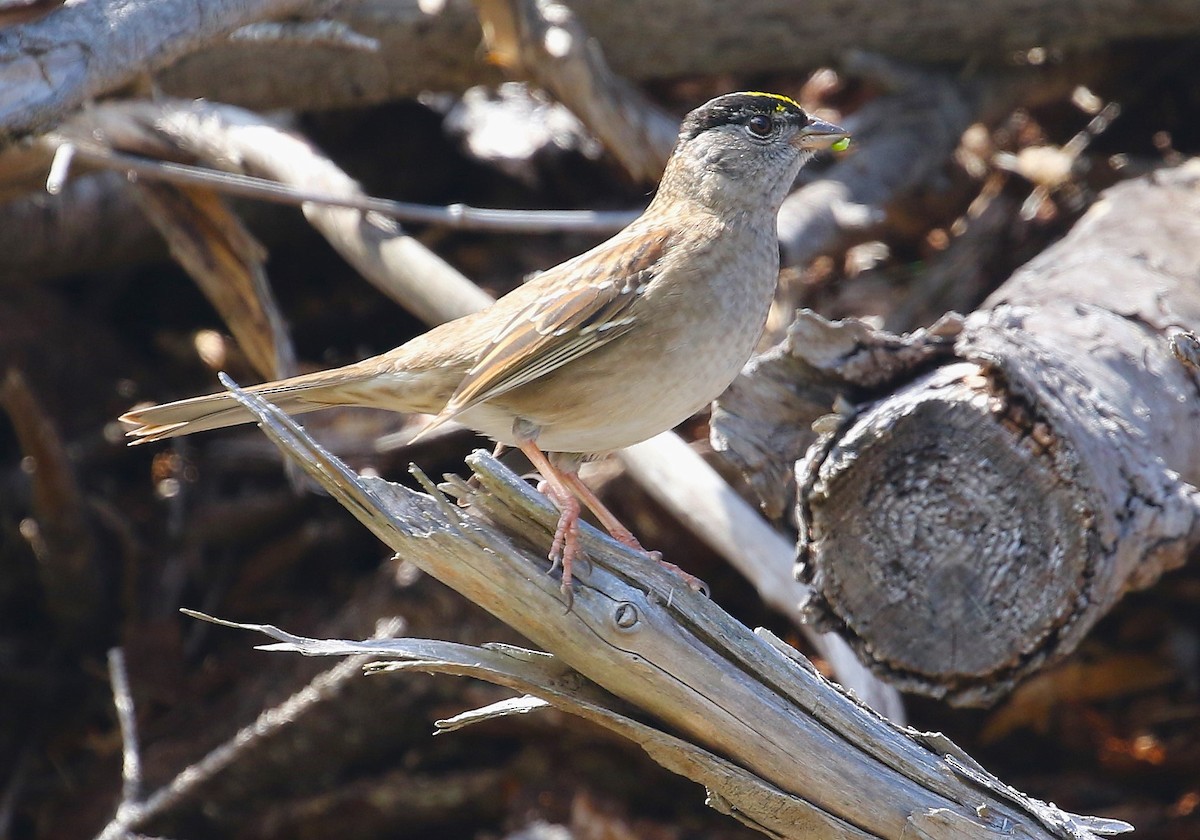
[200,377,1132,840]
[93,621,407,840]
[5,0,1200,140]
[128,181,298,381]
[717,161,1200,706]
[618,433,906,722]
[712,314,963,521]
[53,99,494,325]
[0,0,320,140]
[0,57,1060,288]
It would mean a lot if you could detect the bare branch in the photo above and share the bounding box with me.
[128,179,297,381]
[58,99,495,326]
[473,0,678,182]
[106,648,143,809]
[0,0,321,139]
[618,433,905,722]
[156,1,1200,124]
[198,375,1131,840]
[93,621,402,840]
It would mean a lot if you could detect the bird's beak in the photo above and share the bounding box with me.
[793,116,850,150]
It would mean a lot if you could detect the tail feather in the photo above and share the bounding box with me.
[120,368,379,444]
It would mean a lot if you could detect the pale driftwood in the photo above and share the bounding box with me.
[712,314,963,521]
[64,143,637,233]
[0,0,319,139]
[56,100,495,326]
[7,0,1200,141]
[719,160,1200,706]
[192,377,1132,840]
[0,138,634,284]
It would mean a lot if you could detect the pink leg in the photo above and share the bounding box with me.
[521,445,709,597]
[539,479,581,584]
[566,468,707,592]
[518,442,584,599]
[560,471,643,552]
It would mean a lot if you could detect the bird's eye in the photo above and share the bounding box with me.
[746,114,774,137]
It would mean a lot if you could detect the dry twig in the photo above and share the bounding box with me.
[94,622,403,840]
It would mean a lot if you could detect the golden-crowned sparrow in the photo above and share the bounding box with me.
[121,92,848,597]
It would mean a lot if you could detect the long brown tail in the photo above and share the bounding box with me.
[120,366,382,444]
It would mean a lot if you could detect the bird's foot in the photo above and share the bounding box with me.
[652,555,709,596]
[542,480,583,608]
[603,524,708,596]
[526,445,704,605]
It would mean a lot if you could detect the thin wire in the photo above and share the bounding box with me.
[63,143,639,234]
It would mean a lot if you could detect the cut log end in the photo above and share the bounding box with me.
[798,363,1095,705]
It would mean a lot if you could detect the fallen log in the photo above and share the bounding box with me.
[714,160,1200,705]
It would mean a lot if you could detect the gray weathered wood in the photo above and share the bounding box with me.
[618,432,906,722]
[0,0,320,139]
[208,376,1132,840]
[56,100,495,325]
[718,161,1200,705]
[712,314,963,520]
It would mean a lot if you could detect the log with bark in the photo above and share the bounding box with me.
[714,160,1200,706]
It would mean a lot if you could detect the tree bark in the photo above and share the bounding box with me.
[717,161,1200,706]
[0,0,320,139]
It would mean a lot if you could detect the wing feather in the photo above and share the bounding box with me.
[438,228,672,422]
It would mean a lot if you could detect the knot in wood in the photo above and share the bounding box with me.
[612,601,640,630]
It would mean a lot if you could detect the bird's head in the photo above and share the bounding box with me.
[658,92,848,213]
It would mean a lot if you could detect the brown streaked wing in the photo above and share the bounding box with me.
[438,229,672,421]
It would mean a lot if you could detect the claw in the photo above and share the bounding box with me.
[518,440,705,607]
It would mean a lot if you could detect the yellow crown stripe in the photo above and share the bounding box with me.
[739,91,802,112]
